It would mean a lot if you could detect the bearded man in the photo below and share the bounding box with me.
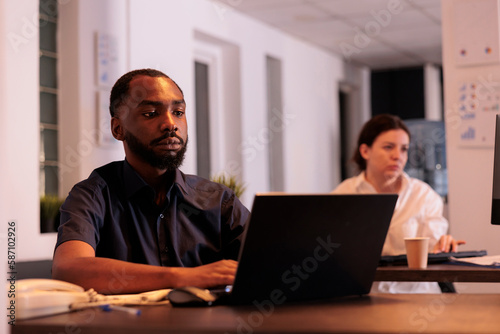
[53,69,249,294]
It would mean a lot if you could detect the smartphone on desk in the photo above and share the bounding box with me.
[11,279,89,320]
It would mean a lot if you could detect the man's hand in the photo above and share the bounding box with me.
[177,260,239,288]
[432,235,466,253]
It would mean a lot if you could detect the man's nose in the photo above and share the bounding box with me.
[160,112,177,132]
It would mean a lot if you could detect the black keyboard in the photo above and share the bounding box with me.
[379,250,488,266]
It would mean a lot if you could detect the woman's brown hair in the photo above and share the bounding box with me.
[353,114,411,171]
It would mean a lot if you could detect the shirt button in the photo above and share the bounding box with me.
[164,246,168,253]
[159,214,164,219]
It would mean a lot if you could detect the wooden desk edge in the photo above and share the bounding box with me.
[375,264,500,282]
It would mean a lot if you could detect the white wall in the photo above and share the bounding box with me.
[0,0,58,261]
[1,0,348,261]
[442,0,500,293]
[0,0,16,330]
[339,63,372,178]
[424,63,443,121]
[282,47,345,192]
[59,0,128,196]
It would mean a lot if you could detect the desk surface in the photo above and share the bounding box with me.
[376,263,500,282]
[13,294,500,334]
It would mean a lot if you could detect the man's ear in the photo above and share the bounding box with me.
[111,117,124,141]
[359,143,370,160]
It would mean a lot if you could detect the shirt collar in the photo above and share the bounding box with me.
[123,160,150,198]
[354,171,410,193]
[353,172,376,193]
[399,171,411,193]
[172,168,189,196]
[123,159,189,199]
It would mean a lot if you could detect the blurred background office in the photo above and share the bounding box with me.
[0,0,498,293]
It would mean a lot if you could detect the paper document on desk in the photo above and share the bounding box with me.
[449,255,500,267]
[13,278,172,320]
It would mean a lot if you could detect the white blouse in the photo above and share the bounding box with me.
[333,172,447,293]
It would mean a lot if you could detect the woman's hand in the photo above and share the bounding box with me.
[432,235,466,253]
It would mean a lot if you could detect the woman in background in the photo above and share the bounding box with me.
[333,114,465,293]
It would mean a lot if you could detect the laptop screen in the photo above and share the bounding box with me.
[230,193,397,304]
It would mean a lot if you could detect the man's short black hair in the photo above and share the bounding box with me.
[109,68,184,117]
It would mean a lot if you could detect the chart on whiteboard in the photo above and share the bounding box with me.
[457,77,500,148]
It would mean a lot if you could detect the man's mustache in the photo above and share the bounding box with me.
[150,131,184,146]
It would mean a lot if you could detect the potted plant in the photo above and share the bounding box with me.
[210,173,246,198]
[40,195,64,233]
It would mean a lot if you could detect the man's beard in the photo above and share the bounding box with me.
[124,131,188,171]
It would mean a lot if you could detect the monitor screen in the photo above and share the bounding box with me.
[492,114,500,225]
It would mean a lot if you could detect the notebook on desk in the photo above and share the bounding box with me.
[170,193,398,306]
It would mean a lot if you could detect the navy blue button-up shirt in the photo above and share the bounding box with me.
[56,160,250,267]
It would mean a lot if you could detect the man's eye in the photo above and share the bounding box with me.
[143,110,157,117]
[174,110,185,117]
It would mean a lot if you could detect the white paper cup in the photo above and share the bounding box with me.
[404,237,429,269]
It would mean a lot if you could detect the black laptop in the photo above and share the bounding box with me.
[170,193,397,305]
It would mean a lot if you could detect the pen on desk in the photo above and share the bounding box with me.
[100,304,142,316]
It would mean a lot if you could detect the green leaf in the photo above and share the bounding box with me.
[210,173,247,198]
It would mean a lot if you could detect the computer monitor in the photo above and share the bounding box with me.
[491,114,500,225]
